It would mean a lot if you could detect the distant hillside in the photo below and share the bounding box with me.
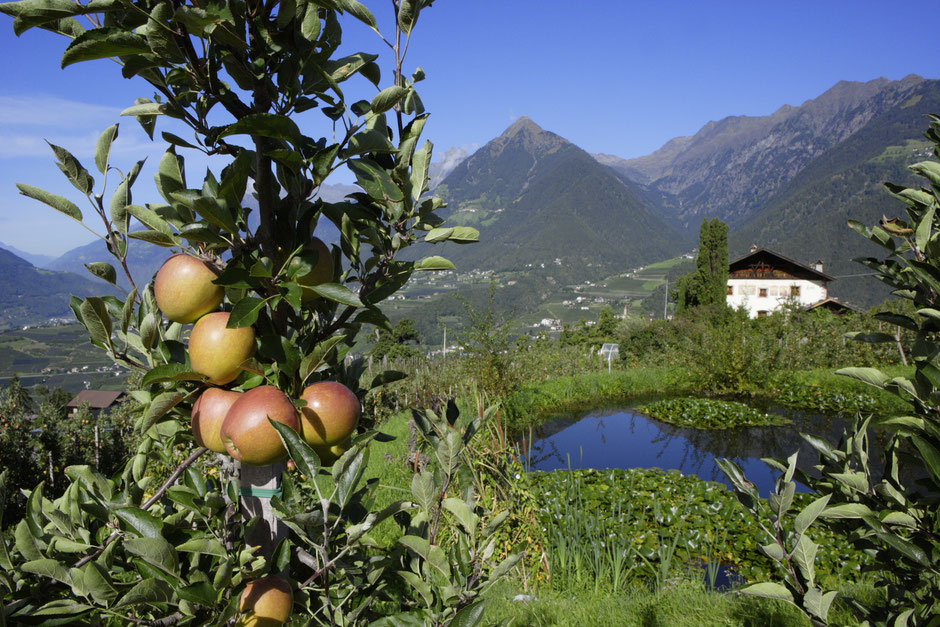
[430,117,690,276]
[730,79,940,308]
[0,248,113,329]
[602,75,928,229]
[0,242,55,268]
[45,234,170,292]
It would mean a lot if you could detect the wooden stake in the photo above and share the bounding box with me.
[239,462,288,561]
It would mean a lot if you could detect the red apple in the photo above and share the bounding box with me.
[189,312,256,385]
[154,254,224,323]
[290,237,334,302]
[237,575,292,626]
[191,388,241,453]
[298,381,360,447]
[221,386,299,466]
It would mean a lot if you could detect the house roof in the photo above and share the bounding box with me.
[728,248,834,282]
[66,390,125,409]
[805,298,863,314]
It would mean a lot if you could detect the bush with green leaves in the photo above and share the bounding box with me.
[0,0,521,623]
[721,114,940,625]
[639,397,788,429]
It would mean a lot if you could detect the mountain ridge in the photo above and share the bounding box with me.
[599,75,930,228]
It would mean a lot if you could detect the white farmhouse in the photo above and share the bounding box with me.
[727,248,833,318]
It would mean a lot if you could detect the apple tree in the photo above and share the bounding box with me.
[0,0,520,624]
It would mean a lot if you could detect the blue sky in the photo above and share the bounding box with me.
[1,0,938,256]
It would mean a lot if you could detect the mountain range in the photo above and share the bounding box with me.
[3,73,939,327]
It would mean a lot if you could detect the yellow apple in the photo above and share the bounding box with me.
[237,575,293,626]
[154,254,224,323]
[189,312,256,385]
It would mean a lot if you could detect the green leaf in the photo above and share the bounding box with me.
[61,27,150,67]
[22,559,71,585]
[911,435,940,486]
[94,124,118,175]
[399,535,451,580]
[348,158,404,202]
[32,599,94,616]
[218,113,302,146]
[333,446,368,508]
[410,472,436,513]
[442,498,477,535]
[15,519,43,560]
[16,183,82,221]
[791,534,818,588]
[123,537,178,577]
[80,297,112,349]
[176,537,227,557]
[803,588,838,621]
[120,101,167,117]
[140,391,184,433]
[82,561,119,605]
[127,204,173,235]
[227,297,267,328]
[339,0,377,30]
[370,85,407,115]
[178,581,218,606]
[84,262,117,285]
[48,142,94,193]
[450,600,486,627]
[424,227,453,243]
[115,577,173,607]
[414,256,455,271]
[127,229,178,247]
[115,507,164,538]
[141,363,204,387]
[793,494,830,542]
[397,0,421,34]
[739,582,795,603]
[271,419,320,478]
[915,204,936,252]
[300,6,320,40]
[821,503,873,519]
[370,370,406,389]
[835,367,889,389]
[308,283,363,307]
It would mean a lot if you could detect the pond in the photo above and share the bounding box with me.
[521,404,852,496]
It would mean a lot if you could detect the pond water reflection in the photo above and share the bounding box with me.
[521,405,852,496]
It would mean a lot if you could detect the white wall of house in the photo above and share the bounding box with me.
[727,278,827,318]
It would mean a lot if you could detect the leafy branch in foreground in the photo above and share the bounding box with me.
[0,1,519,624]
[722,114,940,626]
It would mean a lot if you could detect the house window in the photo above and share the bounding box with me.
[757,310,768,318]
[727,285,733,295]
[758,288,768,297]
[791,285,800,297]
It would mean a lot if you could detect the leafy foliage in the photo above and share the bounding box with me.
[0,377,137,522]
[371,318,420,361]
[722,113,940,625]
[639,397,789,429]
[0,1,516,624]
[529,467,870,591]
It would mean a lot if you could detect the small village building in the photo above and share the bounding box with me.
[805,297,863,316]
[66,390,125,417]
[727,247,834,318]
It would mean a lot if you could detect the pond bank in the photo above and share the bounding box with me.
[504,366,910,433]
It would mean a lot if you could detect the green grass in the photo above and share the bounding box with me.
[484,583,813,626]
[504,368,696,430]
